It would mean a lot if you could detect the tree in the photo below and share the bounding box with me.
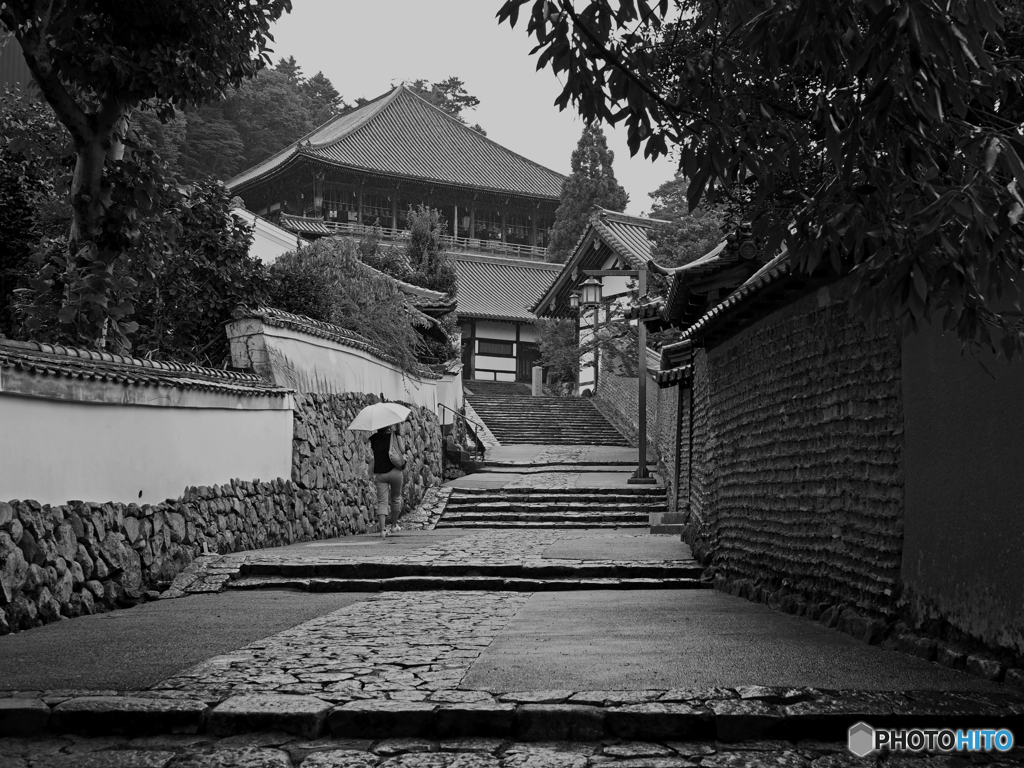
[126,181,268,364]
[0,0,291,350]
[276,56,303,85]
[268,238,431,376]
[223,69,314,168]
[546,123,629,262]
[404,205,458,297]
[132,109,187,176]
[302,72,346,125]
[648,173,725,268]
[499,0,1024,358]
[407,77,485,133]
[179,107,247,180]
[0,90,72,337]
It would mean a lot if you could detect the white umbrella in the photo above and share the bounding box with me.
[347,402,411,432]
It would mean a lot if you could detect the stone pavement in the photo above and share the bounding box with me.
[3,733,1023,767]
[6,732,1022,767]
[2,445,1024,763]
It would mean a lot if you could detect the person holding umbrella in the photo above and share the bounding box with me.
[348,402,411,540]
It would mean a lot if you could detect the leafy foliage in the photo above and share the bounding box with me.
[0,90,71,336]
[268,238,431,375]
[13,180,267,364]
[223,69,315,170]
[0,0,292,350]
[499,0,1024,358]
[547,123,629,262]
[403,205,459,297]
[408,77,486,133]
[126,181,268,364]
[537,300,642,393]
[535,317,579,391]
[647,173,726,268]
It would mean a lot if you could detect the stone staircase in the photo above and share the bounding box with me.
[436,486,666,529]
[466,381,630,445]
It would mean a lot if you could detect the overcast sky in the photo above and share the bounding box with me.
[267,0,676,215]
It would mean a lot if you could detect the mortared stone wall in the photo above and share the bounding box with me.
[0,393,441,635]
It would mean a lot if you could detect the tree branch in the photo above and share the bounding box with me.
[4,2,93,147]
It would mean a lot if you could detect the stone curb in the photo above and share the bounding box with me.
[239,561,704,580]
[226,575,710,593]
[8,689,1021,742]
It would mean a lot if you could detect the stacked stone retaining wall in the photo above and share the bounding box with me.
[683,282,905,628]
[0,393,441,635]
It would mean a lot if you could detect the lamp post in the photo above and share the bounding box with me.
[569,291,581,395]
[578,269,656,484]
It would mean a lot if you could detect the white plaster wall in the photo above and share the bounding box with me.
[231,208,302,264]
[475,321,518,341]
[435,372,464,426]
[475,355,516,373]
[259,327,439,410]
[0,393,293,507]
[519,324,539,343]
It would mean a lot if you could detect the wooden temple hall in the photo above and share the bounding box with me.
[226,85,566,258]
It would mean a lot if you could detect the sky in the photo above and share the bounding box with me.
[267,0,677,216]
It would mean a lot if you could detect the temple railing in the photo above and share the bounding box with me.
[300,221,551,261]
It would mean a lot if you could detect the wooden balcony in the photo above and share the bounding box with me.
[300,220,551,262]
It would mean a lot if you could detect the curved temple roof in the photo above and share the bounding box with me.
[227,86,566,200]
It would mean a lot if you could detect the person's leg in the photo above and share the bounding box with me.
[385,468,404,529]
[374,477,389,538]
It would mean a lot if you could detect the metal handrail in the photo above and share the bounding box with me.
[437,403,486,459]
[437,402,484,432]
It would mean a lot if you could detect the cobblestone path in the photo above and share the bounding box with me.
[2,733,1020,767]
[151,592,530,704]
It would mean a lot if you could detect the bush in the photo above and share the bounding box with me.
[268,238,429,375]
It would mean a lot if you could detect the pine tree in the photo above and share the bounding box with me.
[546,123,628,263]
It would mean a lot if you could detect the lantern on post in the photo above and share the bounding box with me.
[579,276,603,307]
[568,291,580,310]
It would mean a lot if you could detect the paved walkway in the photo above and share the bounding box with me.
[1,445,1022,764]
[447,445,656,491]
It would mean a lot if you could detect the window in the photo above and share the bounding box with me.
[478,339,514,357]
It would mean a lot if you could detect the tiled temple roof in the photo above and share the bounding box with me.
[227,86,566,200]
[532,209,669,317]
[0,339,289,396]
[451,254,561,322]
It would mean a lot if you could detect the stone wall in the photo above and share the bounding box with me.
[592,365,658,456]
[682,282,905,625]
[653,385,681,513]
[0,393,441,635]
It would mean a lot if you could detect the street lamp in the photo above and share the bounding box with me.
[578,268,655,484]
[579,276,603,307]
[568,291,580,310]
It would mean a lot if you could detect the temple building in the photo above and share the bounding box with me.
[225,84,566,260]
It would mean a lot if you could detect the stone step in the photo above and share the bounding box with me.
[489,438,630,446]
[446,492,667,502]
[475,466,643,474]
[239,561,704,580]
[450,487,666,497]
[225,575,708,592]
[444,505,667,518]
[8,687,1021,742]
[434,520,649,529]
[650,523,687,534]
[442,510,666,522]
[483,460,653,468]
